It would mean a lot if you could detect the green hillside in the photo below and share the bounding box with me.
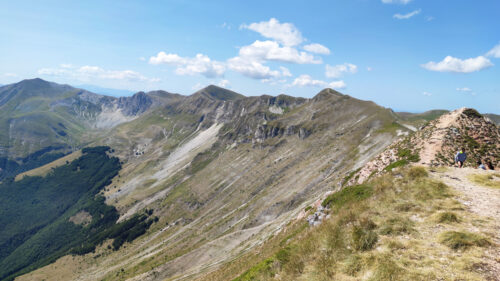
[0,147,156,281]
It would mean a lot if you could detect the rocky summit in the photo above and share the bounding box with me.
[351,108,500,185]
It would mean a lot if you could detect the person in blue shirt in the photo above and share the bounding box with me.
[477,160,486,170]
[455,148,467,168]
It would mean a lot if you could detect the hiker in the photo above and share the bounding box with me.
[486,161,495,170]
[477,160,486,170]
[455,148,467,168]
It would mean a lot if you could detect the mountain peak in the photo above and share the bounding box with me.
[312,88,345,102]
[193,85,244,101]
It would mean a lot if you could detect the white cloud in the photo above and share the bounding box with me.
[218,79,230,87]
[227,56,283,79]
[382,0,412,4]
[325,63,358,78]
[279,66,292,77]
[394,9,421,20]
[422,91,432,96]
[149,52,225,78]
[3,73,18,77]
[425,16,435,22]
[421,55,493,73]
[328,80,347,89]
[366,66,373,71]
[456,87,472,92]
[291,74,346,89]
[149,52,185,65]
[239,40,322,64]
[303,43,331,55]
[241,18,303,46]
[38,65,159,82]
[486,43,500,58]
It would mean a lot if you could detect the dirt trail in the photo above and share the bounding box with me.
[431,167,500,279]
[418,109,460,165]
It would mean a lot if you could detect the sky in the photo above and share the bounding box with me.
[0,0,499,113]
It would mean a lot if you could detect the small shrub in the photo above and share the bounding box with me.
[322,184,372,208]
[369,256,405,281]
[379,217,414,235]
[275,247,291,265]
[440,231,491,250]
[406,166,428,179]
[437,212,460,223]
[352,226,378,251]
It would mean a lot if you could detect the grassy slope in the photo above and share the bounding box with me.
[15,150,83,181]
[203,166,496,281]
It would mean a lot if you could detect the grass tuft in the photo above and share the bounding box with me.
[437,212,460,223]
[321,184,372,208]
[406,166,428,179]
[439,231,491,250]
[369,255,405,281]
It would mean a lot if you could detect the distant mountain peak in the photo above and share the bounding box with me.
[194,85,244,101]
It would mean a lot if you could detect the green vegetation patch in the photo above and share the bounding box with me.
[384,159,408,172]
[440,231,491,250]
[232,258,275,281]
[321,184,373,208]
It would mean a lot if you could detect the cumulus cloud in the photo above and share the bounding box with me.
[227,56,283,79]
[241,18,303,46]
[303,43,331,55]
[239,40,322,64]
[325,63,358,78]
[38,65,159,82]
[394,9,421,20]
[382,0,412,4]
[421,56,493,73]
[422,91,432,96]
[149,52,225,78]
[280,66,292,77]
[486,43,500,58]
[291,74,346,89]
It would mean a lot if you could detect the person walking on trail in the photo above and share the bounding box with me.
[455,148,467,168]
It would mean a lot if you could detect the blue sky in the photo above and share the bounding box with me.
[1,0,499,113]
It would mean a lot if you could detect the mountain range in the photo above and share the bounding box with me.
[0,78,499,281]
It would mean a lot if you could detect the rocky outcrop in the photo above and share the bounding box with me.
[350,108,500,184]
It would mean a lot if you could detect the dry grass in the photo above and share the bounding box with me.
[468,173,500,189]
[208,167,496,281]
[15,150,82,181]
